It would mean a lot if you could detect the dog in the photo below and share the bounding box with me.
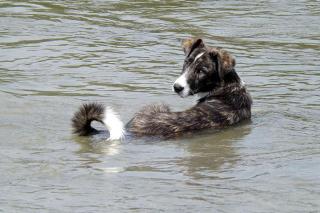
[71,38,252,140]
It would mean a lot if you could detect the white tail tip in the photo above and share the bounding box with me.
[103,107,125,140]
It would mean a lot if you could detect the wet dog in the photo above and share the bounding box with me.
[72,38,252,140]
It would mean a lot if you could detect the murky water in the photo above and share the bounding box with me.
[1,0,320,212]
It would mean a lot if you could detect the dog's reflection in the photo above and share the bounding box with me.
[72,132,123,172]
[175,122,251,179]
[73,130,121,156]
[72,122,251,178]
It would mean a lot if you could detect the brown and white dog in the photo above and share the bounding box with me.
[72,38,252,140]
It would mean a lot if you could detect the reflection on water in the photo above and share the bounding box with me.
[1,0,320,212]
[75,135,121,156]
[177,124,251,179]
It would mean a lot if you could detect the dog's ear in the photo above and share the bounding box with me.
[209,48,236,80]
[182,38,205,56]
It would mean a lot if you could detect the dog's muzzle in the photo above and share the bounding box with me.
[173,72,191,98]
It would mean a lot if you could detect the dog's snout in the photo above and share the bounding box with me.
[173,84,184,93]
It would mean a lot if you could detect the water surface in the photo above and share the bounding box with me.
[1,0,320,212]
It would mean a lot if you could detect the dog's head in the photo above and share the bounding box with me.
[173,38,237,97]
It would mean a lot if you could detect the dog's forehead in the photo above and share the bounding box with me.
[194,52,205,61]
[189,48,205,58]
[186,48,208,63]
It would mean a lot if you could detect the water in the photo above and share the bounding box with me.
[1,0,320,212]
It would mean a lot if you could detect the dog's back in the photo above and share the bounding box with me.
[127,82,252,138]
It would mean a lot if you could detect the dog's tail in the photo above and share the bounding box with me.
[71,103,125,140]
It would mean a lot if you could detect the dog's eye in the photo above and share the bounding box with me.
[200,67,208,73]
[196,69,206,75]
[198,71,206,78]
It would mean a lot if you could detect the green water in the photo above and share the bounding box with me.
[1,0,319,212]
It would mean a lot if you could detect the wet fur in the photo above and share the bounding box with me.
[127,84,251,138]
[127,38,252,138]
[72,103,105,136]
[72,38,252,139]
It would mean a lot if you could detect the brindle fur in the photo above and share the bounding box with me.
[127,84,251,138]
[126,38,252,138]
[72,38,252,139]
[72,103,105,136]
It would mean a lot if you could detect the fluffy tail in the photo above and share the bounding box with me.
[71,103,125,140]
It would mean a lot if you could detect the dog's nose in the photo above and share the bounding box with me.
[173,84,184,93]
